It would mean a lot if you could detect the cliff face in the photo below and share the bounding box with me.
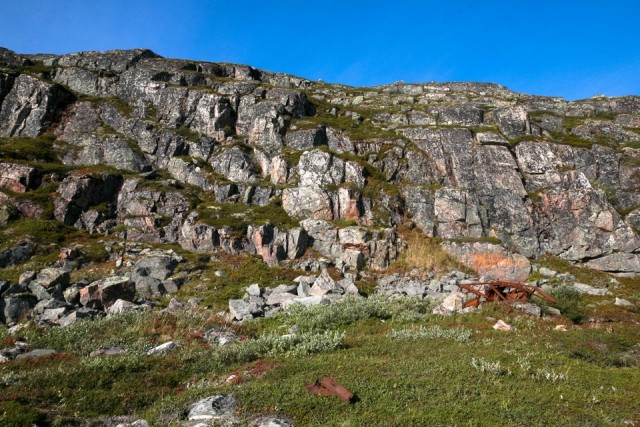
[2,46,640,274]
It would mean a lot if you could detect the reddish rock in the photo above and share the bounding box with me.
[443,242,531,283]
[79,276,135,310]
[0,163,39,192]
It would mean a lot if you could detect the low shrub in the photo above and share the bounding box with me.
[389,325,472,343]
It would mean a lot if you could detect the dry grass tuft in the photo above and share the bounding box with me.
[393,230,461,273]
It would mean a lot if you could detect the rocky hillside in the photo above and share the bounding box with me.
[2,46,640,277]
[1,47,640,426]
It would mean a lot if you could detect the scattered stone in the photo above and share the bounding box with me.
[309,270,337,296]
[282,295,329,309]
[492,320,514,332]
[187,395,236,422]
[546,307,562,316]
[265,292,297,306]
[513,302,542,317]
[90,347,126,357]
[251,417,293,427]
[573,283,610,296]
[432,292,466,316]
[229,299,262,321]
[615,298,634,307]
[204,328,238,346]
[146,341,179,355]
[538,267,557,277]
[18,270,37,286]
[79,276,135,310]
[246,283,261,296]
[107,299,140,315]
[555,324,568,331]
[16,349,59,359]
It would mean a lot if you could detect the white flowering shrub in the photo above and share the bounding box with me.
[389,325,472,343]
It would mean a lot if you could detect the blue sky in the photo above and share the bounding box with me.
[2,0,639,100]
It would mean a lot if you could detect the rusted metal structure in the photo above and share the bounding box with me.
[305,376,354,403]
[457,281,557,308]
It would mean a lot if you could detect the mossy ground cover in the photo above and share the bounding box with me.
[195,201,300,236]
[1,296,639,426]
[175,251,303,310]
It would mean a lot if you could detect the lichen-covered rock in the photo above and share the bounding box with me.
[0,163,39,192]
[79,276,135,310]
[443,241,531,283]
[53,173,123,226]
[0,240,35,268]
[0,74,72,137]
[1,294,38,325]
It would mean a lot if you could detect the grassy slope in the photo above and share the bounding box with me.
[1,294,638,426]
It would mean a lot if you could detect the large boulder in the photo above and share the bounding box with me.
[0,74,73,137]
[1,294,38,325]
[0,163,39,192]
[53,174,123,226]
[79,276,135,310]
[443,241,531,283]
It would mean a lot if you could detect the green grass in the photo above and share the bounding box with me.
[78,95,135,118]
[536,254,613,289]
[176,252,304,310]
[0,133,58,162]
[1,296,639,425]
[195,200,299,236]
[295,95,402,141]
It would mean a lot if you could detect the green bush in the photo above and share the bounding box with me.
[274,295,432,333]
[0,401,44,427]
[545,286,584,323]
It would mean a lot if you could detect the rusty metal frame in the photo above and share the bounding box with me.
[458,281,557,308]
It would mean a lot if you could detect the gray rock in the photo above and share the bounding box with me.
[265,292,297,306]
[229,299,262,320]
[79,276,136,310]
[107,299,139,315]
[0,74,73,137]
[573,283,610,296]
[53,174,123,226]
[309,270,337,296]
[147,341,179,355]
[513,302,542,317]
[57,307,103,327]
[18,270,36,286]
[252,417,293,427]
[187,395,236,421]
[285,127,327,150]
[1,294,38,325]
[246,283,261,297]
[281,295,330,309]
[15,349,59,359]
[35,268,70,289]
[432,292,466,316]
[63,285,81,305]
[0,240,35,268]
[615,298,634,307]
[204,328,238,346]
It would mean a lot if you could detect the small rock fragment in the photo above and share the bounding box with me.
[492,320,514,332]
[147,341,178,355]
[615,298,634,307]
